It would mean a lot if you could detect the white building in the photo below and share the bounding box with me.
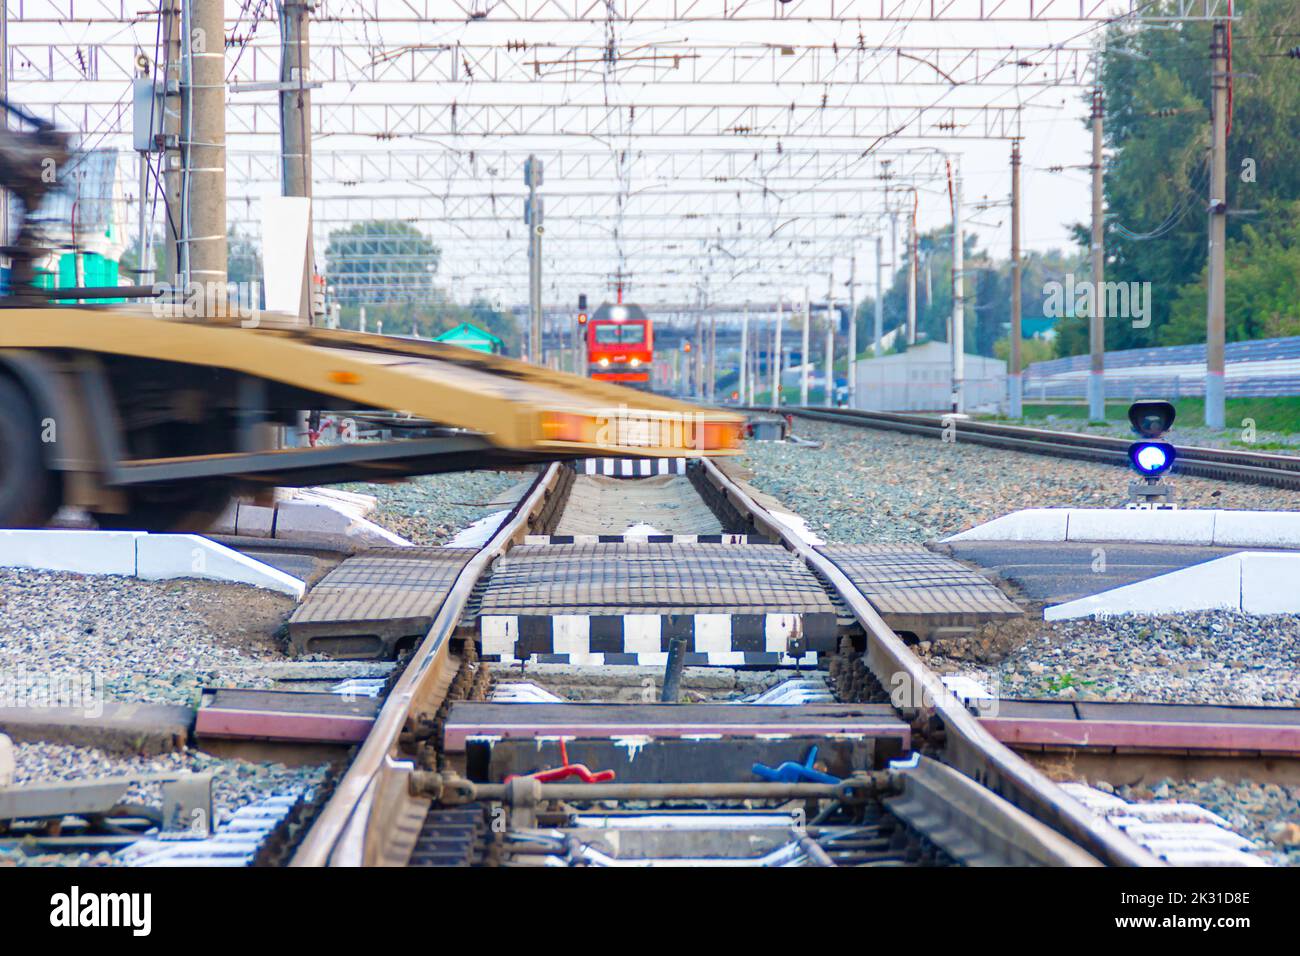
[851,341,1006,413]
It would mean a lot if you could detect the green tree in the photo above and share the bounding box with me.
[325,220,440,305]
[856,231,1082,359]
[226,228,263,289]
[994,334,1057,365]
[1162,209,1300,343]
[1054,0,1300,355]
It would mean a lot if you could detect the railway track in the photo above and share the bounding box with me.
[772,406,1300,490]
[290,456,1156,867]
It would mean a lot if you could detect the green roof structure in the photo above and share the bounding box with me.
[432,322,505,354]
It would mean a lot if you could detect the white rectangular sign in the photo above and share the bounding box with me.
[261,196,311,317]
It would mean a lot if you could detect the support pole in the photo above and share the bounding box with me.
[906,194,918,346]
[694,310,704,398]
[1009,140,1024,419]
[847,252,858,408]
[708,313,717,402]
[800,285,810,405]
[951,160,965,414]
[525,155,542,364]
[873,234,884,356]
[772,298,783,408]
[161,0,182,284]
[1088,87,1106,422]
[0,2,6,252]
[825,271,835,407]
[739,304,749,404]
[136,55,153,288]
[1205,22,1228,430]
[280,0,313,324]
[186,0,227,306]
[890,211,898,306]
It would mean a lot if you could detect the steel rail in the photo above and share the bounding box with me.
[298,452,1145,866]
[700,457,1157,866]
[776,406,1300,490]
[291,461,564,867]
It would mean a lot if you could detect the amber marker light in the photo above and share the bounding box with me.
[540,411,593,443]
[702,420,744,450]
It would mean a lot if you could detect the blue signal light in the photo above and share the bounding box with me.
[1128,440,1176,477]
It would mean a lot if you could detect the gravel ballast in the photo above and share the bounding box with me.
[739,418,1300,545]
[0,570,295,707]
[924,610,1300,706]
[2,741,330,867]
[337,469,527,545]
[1110,778,1300,867]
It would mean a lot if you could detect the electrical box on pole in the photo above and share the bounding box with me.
[131,76,166,153]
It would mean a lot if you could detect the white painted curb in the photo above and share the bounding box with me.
[1044,551,1300,620]
[944,508,1070,542]
[136,534,305,598]
[0,529,141,575]
[0,734,14,786]
[1067,508,1215,545]
[945,509,1300,549]
[273,500,410,548]
[211,487,412,548]
[0,530,304,598]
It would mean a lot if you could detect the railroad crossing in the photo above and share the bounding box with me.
[0,0,1293,933]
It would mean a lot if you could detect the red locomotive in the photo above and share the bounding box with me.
[586,302,653,386]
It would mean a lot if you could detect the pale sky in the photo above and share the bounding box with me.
[7,0,1151,307]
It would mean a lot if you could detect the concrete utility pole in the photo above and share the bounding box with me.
[186,0,227,303]
[162,0,182,283]
[824,270,835,407]
[847,253,858,408]
[708,313,717,401]
[280,0,314,323]
[694,310,704,398]
[800,285,810,405]
[951,159,965,413]
[1,3,8,251]
[873,234,884,356]
[525,155,543,362]
[889,211,898,317]
[906,197,918,346]
[772,298,783,408]
[889,210,899,348]
[135,57,153,288]
[1088,87,1106,422]
[1009,140,1024,419]
[739,304,749,404]
[1205,21,1228,430]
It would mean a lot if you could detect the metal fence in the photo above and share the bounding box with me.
[1022,336,1300,400]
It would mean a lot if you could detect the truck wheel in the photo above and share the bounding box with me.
[0,376,61,528]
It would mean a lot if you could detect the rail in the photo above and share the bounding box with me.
[771,406,1300,490]
[291,462,564,866]
[700,457,1157,866]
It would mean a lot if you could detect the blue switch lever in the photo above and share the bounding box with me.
[752,745,841,784]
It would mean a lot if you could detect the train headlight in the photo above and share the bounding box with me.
[598,357,610,367]
[630,357,641,367]
[1129,440,1176,477]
